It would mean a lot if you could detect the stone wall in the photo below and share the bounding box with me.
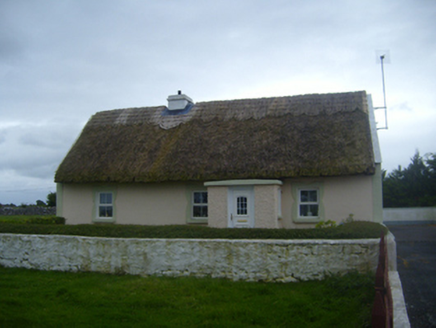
[0,206,56,216]
[0,234,396,282]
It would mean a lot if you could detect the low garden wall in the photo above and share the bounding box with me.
[0,206,56,216]
[0,233,396,282]
[383,207,436,225]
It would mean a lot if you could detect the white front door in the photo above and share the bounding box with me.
[228,187,254,228]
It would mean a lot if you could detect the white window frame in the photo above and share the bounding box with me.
[192,191,208,219]
[96,191,114,220]
[298,188,319,218]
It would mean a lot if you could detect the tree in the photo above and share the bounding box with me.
[383,151,436,207]
[36,200,46,206]
[46,192,56,207]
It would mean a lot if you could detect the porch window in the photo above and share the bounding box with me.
[97,192,113,219]
[192,191,208,218]
[237,196,248,215]
[298,189,319,218]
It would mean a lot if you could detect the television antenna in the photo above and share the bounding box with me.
[374,50,390,130]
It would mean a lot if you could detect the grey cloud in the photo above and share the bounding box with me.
[0,130,6,144]
[0,120,81,180]
[15,162,59,180]
[393,102,413,112]
[18,124,80,149]
[0,0,435,204]
[0,35,25,63]
[0,144,62,179]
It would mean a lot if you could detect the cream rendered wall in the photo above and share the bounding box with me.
[207,182,282,229]
[281,175,375,228]
[207,186,228,228]
[254,185,280,228]
[58,183,94,224]
[372,164,384,223]
[115,183,191,225]
[58,182,203,225]
[59,176,377,228]
[323,175,373,221]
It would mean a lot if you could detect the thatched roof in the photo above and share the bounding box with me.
[55,91,376,183]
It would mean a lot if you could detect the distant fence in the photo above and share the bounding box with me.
[371,233,393,328]
[0,206,56,216]
[383,207,436,225]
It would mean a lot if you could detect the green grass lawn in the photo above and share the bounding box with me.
[0,266,373,328]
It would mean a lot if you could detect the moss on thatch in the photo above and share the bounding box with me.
[55,91,375,183]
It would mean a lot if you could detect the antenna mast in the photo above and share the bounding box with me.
[374,52,389,130]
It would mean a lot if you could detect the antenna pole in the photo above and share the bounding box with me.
[379,55,388,130]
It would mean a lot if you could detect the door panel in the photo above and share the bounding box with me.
[229,187,254,228]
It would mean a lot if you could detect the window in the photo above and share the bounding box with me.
[237,196,248,215]
[298,189,319,218]
[292,183,323,223]
[192,191,208,218]
[97,192,113,219]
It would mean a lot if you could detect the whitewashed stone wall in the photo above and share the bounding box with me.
[0,234,391,282]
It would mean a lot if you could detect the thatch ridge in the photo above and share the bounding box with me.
[55,91,375,183]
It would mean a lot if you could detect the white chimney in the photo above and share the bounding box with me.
[167,90,193,111]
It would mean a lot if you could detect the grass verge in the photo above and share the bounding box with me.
[0,220,387,239]
[0,266,373,327]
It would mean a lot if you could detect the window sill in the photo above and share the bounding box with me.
[93,217,116,223]
[293,217,322,224]
[187,218,208,224]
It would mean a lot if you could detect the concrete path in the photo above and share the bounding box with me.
[388,224,436,328]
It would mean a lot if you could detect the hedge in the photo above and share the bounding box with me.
[0,220,387,239]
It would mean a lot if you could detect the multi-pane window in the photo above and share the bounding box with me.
[299,189,319,217]
[193,191,208,218]
[237,196,248,215]
[98,192,113,218]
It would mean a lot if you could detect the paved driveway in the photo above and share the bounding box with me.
[388,224,436,328]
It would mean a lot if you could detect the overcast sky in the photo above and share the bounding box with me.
[1,0,435,205]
